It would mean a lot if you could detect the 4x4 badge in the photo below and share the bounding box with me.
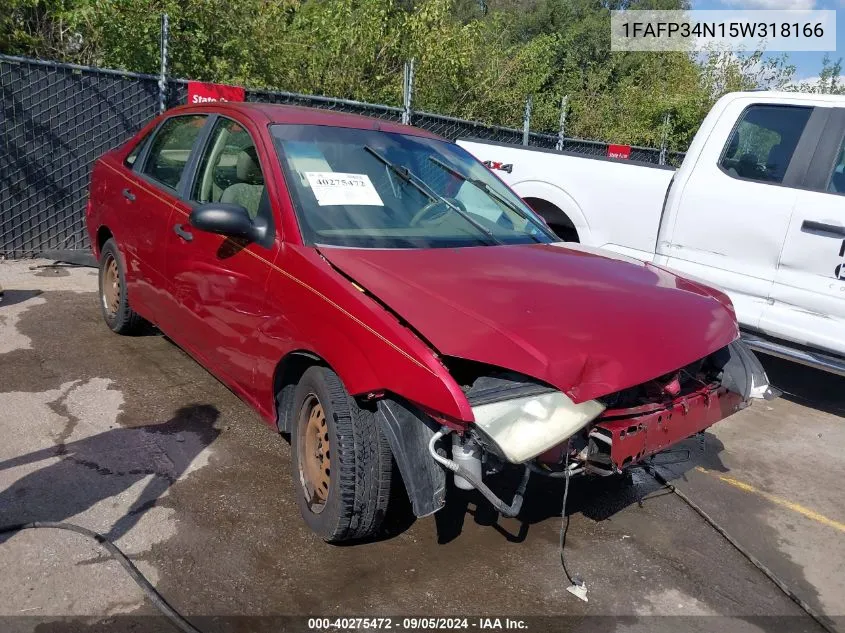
[482,160,513,174]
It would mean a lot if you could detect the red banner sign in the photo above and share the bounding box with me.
[186,81,245,105]
[607,144,632,160]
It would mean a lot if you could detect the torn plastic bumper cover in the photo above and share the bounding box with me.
[377,398,446,518]
[717,339,779,401]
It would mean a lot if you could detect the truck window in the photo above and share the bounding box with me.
[719,105,812,185]
[827,142,845,194]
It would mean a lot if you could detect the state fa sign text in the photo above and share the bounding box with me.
[186,82,246,104]
[607,144,632,160]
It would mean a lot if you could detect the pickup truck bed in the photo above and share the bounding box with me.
[459,139,675,260]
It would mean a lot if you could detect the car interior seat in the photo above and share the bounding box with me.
[221,147,265,219]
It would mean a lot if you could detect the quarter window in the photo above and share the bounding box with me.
[124,132,150,168]
[719,105,812,184]
[192,118,266,220]
[142,115,207,190]
[827,139,845,194]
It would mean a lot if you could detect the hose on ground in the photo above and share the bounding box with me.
[0,521,202,633]
[644,465,837,633]
[428,427,530,517]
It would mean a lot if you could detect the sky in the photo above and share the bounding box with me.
[690,0,844,81]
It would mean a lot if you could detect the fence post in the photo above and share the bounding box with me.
[556,95,569,151]
[158,13,169,113]
[402,58,415,125]
[658,112,671,165]
[522,95,533,146]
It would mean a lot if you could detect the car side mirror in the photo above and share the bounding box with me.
[189,203,268,243]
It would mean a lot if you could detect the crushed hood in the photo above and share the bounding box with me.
[320,243,739,403]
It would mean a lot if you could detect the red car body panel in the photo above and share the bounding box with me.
[87,102,740,436]
[318,244,740,403]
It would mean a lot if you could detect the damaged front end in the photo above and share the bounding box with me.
[377,339,775,518]
[581,339,776,476]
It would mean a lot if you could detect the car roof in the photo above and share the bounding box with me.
[167,101,444,140]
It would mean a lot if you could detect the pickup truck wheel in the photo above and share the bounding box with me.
[291,366,392,542]
[98,238,145,335]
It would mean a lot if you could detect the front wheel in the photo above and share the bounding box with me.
[291,366,393,542]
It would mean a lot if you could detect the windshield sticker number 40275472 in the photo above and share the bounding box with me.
[313,176,366,188]
[304,172,385,207]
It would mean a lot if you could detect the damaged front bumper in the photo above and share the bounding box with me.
[468,339,774,471]
[377,339,775,518]
[585,384,743,475]
[579,341,778,476]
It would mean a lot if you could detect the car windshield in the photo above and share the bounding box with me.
[271,124,556,248]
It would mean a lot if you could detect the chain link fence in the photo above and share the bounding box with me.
[1,56,160,257]
[1,53,684,258]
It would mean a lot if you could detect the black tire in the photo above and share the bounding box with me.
[98,238,145,335]
[291,366,393,542]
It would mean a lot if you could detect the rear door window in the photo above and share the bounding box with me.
[142,115,207,191]
[719,105,812,184]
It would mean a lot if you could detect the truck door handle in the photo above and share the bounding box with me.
[122,188,136,202]
[801,220,845,237]
[173,224,193,242]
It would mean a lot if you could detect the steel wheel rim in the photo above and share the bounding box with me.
[102,255,120,317]
[298,394,331,513]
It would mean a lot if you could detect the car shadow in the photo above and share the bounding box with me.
[0,404,220,545]
[0,288,43,307]
[758,354,845,417]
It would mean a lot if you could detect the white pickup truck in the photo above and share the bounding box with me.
[459,91,845,376]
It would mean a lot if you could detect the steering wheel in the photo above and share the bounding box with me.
[409,198,467,227]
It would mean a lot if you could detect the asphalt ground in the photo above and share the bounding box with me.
[1,258,843,633]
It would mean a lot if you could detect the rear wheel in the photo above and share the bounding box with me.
[291,366,392,542]
[98,238,145,334]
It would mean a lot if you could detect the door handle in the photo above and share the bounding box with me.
[122,188,136,202]
[801,220,845,237]
[173,224,193,242]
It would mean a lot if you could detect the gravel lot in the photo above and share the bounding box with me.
[1,258,843,633]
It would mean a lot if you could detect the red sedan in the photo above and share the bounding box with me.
[86,103,773,542]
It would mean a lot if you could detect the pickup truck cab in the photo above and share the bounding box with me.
[460,91,845,376]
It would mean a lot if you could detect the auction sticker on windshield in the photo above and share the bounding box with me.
[305,172,384,206]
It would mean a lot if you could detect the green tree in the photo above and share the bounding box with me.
[786,54,844,95]
[0,0,822,151]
